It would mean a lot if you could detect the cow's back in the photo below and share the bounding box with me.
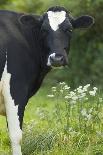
[0,10,25,46]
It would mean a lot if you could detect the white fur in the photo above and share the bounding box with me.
[47,11,66,31]
[47,53,56,66]
[0,59,22,155]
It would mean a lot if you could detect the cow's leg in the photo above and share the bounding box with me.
[3,82,22,154]
[2,70,28,155]
[6,103,22,155]
[5,98,27,155]
[3,89,27,155]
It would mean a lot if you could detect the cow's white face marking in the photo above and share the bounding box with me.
[47,11,66,31]
[1,58,22,155]
[47,52,56,66]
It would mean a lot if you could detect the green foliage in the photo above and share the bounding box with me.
[21,84,103,155]
[68,0,103,88]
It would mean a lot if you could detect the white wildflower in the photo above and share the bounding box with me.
[63,85,70,90]
[59,82,66,85]
[96,131,103,138]
[83,84,90,91]
[52,87,56,92]
[77,88,84,94]
[93,87,98,91]
[81,108,87,116]
[47,94,54,98]
[89,108,93,113]
[86,84,90,87]
[72,96,78,101]
[86,114,92,120]
[78,86,82,89]
[52,87,56,89]
[39,112,45,119]
[78,93,86,99]
[70,100,76,104]
[99,98,103,102]
[83,87,87,92]
[70,91,76,97]
[81,93,86,97]
[60,89,63,93]
[65,95,69,99]
[89,90,96,96]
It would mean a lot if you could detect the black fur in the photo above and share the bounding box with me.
[47,6,69,13]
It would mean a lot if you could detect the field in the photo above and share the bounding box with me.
[0,82,103,155]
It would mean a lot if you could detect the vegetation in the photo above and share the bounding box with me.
[0,1,103,155]
[1,83,103,155]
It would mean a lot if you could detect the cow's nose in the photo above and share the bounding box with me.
[50,53,64,67]
[50,54,63,62]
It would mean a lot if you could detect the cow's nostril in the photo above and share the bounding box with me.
[50,55,63,62]
[48,53,66,67]
[50,56,54,61]
[56,56,63,61]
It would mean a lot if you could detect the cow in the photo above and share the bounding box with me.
[0,6,94,155]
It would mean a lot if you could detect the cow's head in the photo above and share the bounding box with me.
[20,6,94,67]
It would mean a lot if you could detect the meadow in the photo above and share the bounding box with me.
[0,0,102,154]
[0,82,103,155]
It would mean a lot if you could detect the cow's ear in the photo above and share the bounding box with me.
[19,15,41,27]
[72,15,94,29]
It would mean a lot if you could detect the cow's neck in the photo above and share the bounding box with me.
[28,43,51,97]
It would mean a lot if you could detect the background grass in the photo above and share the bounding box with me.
[1,82,103,155]
[0,1,103,154]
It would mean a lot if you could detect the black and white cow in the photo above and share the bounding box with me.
[0,6,94,155]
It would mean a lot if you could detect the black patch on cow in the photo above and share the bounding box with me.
[47,6,69,13]
[0,49,6,80]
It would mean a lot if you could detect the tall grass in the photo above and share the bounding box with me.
[23,83,103,155]
[0,83,103,155]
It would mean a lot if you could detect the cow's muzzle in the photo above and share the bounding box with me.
[47,53,68,67]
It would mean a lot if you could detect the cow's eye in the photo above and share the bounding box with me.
[65,28,73,36]
[69,29,73,32]
[66,28,72,33]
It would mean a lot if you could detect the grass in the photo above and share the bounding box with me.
[0,82,103,155]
